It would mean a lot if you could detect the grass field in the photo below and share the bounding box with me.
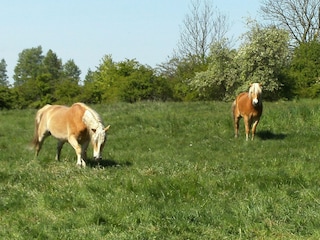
[1,100,320,239]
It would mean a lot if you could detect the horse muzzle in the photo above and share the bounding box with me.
[252,98,259,106]
[93,156,102,161]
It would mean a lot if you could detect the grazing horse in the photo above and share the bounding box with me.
[32,102,110,167]
[232,83,263,141]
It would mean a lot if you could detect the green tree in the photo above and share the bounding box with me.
[0,59,9,86]
[158,56,206,101]
[42,49,62,80]
[30,73,55,107]
[289,40,320,97]
[83,56,172,103]
[121,64,171,102]
[38,49,64,105]
[0,86,13,109]
[190,40,238,100]
[13,46,43,87]
[93,55,119,102]
[13,46,44,107]
[63,59,81,84]
[82,69,102,104]
[0,59,12,108]
[12,46,82,107]
[236,22,290,99]
[54,80,81,104]
[51,59,82,104]
[189,23,291,100]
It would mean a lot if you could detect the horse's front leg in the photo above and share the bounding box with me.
[251,119,260,141]
[68,136,86,167]
[56,140,65,161]
[81,141,89,162]
[243,116,250,141]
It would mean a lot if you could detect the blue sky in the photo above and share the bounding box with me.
[1,0,261,82]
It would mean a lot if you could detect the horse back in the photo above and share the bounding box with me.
[44,104,88,140]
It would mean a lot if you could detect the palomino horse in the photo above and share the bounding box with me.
[33,102,110,167]
[232,83,263,141]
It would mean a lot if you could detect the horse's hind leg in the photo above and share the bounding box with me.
[234,116,240,138]
[232,109,241,138]
[232,102,240,138]
[34,131,50,158]
[233,111,241,138]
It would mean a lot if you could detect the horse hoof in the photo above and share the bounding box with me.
[76,163,86,168]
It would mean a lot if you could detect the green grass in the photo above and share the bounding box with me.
[1,100,320,239]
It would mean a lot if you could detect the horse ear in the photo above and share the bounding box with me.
[104,125,110,132]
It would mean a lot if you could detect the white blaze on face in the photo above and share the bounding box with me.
[92,125,106,160]
[250,83,261,106]
[83,109,107,160]
[252,98,259,105]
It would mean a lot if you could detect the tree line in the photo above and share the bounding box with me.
[0,0,320,109]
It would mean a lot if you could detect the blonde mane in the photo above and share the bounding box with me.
[77,103,102,121]
[78,103,103,130]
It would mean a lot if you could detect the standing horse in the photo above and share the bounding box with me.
[232,83,263,141]
[32,102,110,167]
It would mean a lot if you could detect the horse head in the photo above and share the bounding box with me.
[249,83,262,107]
[91,125,110,160]
[83,108,110,161]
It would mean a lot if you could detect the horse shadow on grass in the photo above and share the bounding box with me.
[256,130,287,140]
[86,158,132,169]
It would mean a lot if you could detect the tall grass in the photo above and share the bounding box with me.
[1,100,320,239]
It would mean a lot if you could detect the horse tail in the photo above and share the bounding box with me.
[32,109,41,147]
[32,117,40,148]
[32,104,50,148]
[231,100,236,119]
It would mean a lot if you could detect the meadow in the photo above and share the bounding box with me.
[1,100,320,239]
